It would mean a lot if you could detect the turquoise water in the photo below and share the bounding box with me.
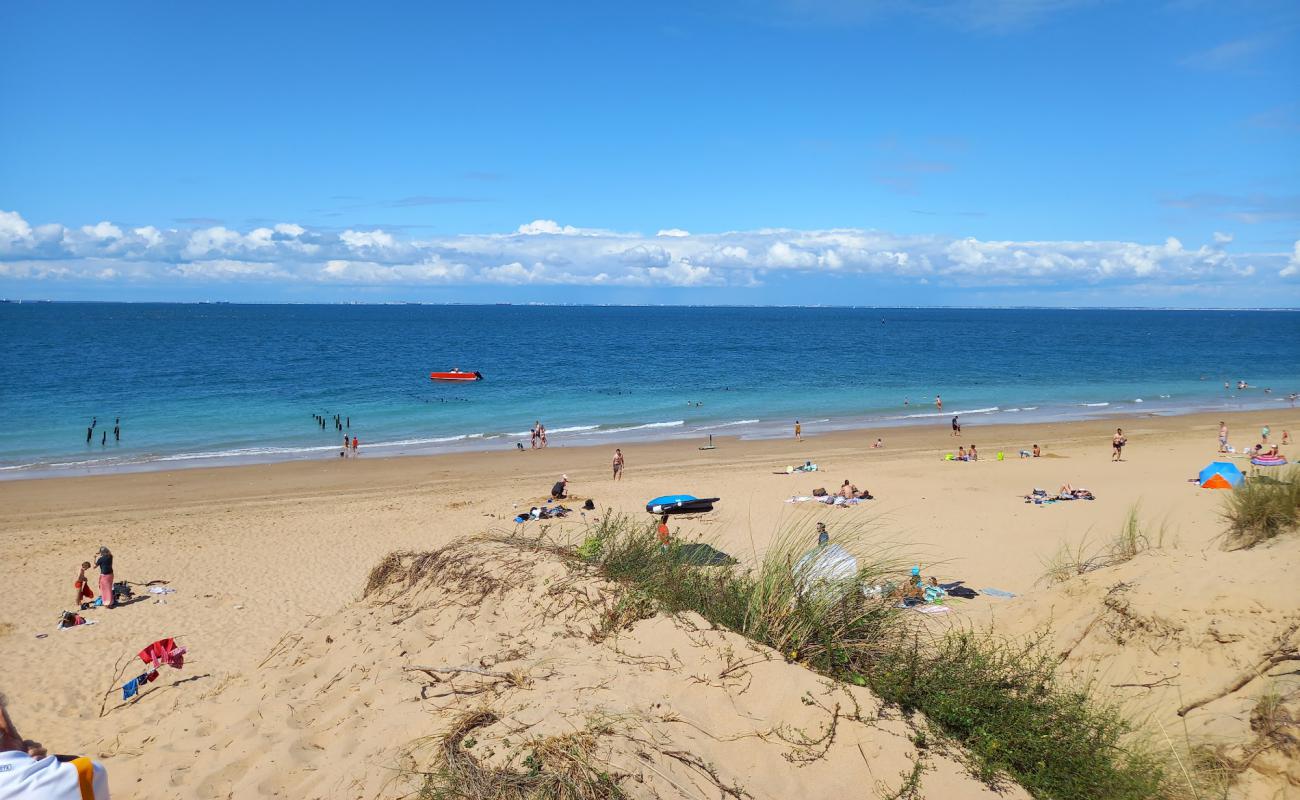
[1,303,1297,478]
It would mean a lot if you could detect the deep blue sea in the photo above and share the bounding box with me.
[2,303,1298,478]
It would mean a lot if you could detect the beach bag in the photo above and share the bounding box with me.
[812,487,827,497]
[583,499,595,510]
[113,582,133,601]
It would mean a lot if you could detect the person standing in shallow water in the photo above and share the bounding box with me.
[86,426,92,444]
[100,430,106,446]
[794,420,802,441]
[935,395,942,411]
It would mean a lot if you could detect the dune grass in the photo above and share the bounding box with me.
[564,512,1167,800]
[417,710,627,800]
[1040,505,1166,585]
[1221,465,1300,550]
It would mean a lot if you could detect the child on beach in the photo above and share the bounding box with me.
[73,562,93,610]
[657,514,670,551]
[816,522,828,546]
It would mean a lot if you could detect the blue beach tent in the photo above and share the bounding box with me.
[1198,461,1243,489]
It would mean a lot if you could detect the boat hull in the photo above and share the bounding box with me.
[430,371,482,382]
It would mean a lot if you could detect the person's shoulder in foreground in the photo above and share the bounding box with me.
[0,695,110,799]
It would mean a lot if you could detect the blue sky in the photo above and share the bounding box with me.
[1,0,1297,306]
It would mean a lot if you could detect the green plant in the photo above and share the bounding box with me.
[557,514,1167,800]
[1040,505,1167,585]
[1221,466,1300,549]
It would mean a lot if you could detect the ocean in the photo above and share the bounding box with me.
[1,303,1297,478]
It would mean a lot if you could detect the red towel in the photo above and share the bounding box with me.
[138,637,184,669]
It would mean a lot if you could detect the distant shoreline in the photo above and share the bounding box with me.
[2,405,1290,484]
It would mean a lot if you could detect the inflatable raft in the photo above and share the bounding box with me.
[646,495,719,514]
[430,370,483,382]
[1251,455,1288,467]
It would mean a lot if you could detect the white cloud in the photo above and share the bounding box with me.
[516,219,581,236]
[657,228,691,238]
[1213,231,1233,244]
[0,208,1294,291]
[0,210,34,246]
[81,221,123,240]
[339,229,396,249]
[1281,241,1300,278]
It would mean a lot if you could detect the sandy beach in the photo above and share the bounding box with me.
[2,408,1298,798]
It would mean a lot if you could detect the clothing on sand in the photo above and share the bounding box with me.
[0,750,110,800]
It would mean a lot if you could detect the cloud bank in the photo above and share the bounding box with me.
[0,209,1294,291]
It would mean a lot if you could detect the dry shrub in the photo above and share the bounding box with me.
[419,710,627,800]
[364,540,535,607]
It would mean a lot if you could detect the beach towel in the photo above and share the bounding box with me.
[980,588,1017,599]
[122,677,140,700]
[138,637,186,670]
[148,586,176,595]
[915,605,951,614]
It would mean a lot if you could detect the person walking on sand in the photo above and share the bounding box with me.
[1219,421,1228,453]
[540,424,548,448]
[93,546,114,608]
[612,448,624,480]
[794,420,802,441]
[530,423,539,450]
[1112,428,1126,462]
[951,415,961,436]
[1261,424,1271,444]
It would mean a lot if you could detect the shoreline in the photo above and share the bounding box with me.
[1,393,1292,482]
[1,408,1287,508]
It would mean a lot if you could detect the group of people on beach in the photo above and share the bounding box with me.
[84,416,121,446]
[72,547,115,611]
[313,412,360,457]
[530,421,548,449]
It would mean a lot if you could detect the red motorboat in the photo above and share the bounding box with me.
[430,369,483,382]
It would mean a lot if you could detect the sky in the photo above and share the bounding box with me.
[1,0,1297,306]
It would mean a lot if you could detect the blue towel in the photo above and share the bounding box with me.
[980,588,1016,599]
[122,677,140,700]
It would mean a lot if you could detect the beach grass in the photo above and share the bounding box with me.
[563,512,1167,800]
[417,710,627,800]
[1221,466,1300,549]
[1039,504,1166,584]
